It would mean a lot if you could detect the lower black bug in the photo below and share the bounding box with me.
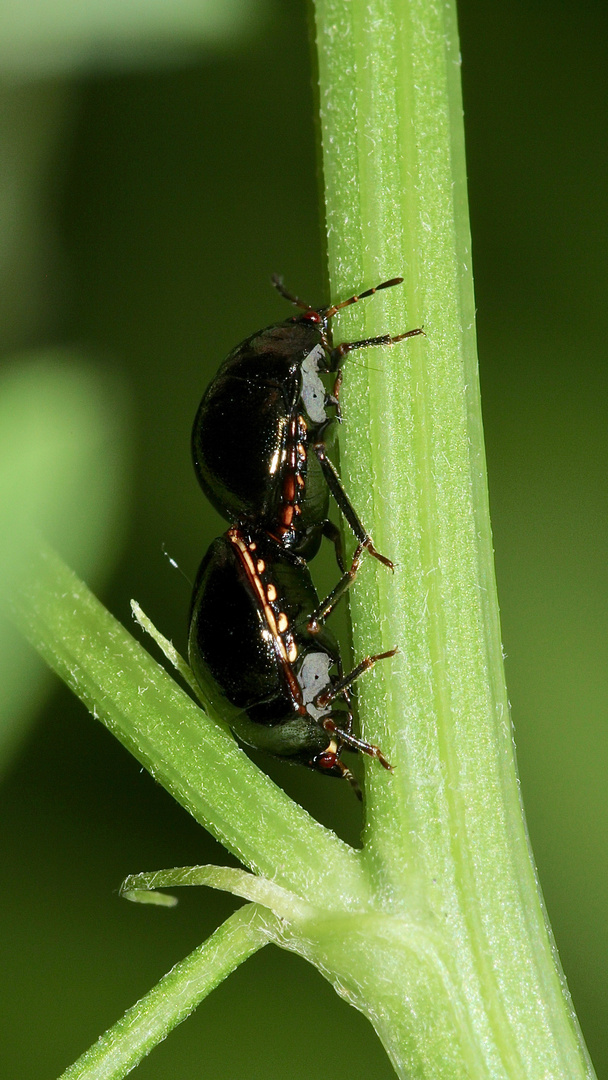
[192,276,423,570]
[188,526,395,797]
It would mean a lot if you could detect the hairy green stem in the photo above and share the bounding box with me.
[311,0,594,1077]
[58,904,277,1080]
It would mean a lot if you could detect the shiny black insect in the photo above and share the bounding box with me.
[192,276,423,570]
[188,526,395,798]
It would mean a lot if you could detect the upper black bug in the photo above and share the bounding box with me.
[188,525,395,798]
[192,277,423,570]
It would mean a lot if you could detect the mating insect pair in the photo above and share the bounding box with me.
[188,275,423,795]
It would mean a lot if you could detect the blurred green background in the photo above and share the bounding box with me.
[1,0,606,1076]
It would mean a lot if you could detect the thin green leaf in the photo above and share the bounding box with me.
[121,863,317,922]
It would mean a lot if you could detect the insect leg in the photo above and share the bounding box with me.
[307,544,364,632]
[324,369,343,419]
[312,441,393,570]
[320,715,393,772]
[320,519,346,572]
[315,648,398,708]
[330,326,424,365]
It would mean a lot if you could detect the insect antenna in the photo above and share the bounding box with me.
[322,276,404,319]
[334,759,363,800]
[271,274,313,312]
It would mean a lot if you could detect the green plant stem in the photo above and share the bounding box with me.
[310,0,595,1077]
[58,904,276,1080]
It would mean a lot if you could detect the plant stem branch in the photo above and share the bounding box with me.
[58,904,277,1080]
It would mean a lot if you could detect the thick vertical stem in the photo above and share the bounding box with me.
[312,0,594,1076]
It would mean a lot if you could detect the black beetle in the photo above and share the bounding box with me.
[192,277,423,570]
[188,525,395,797]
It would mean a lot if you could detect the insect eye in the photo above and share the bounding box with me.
[300,310,322,325]
[316,751,337,770]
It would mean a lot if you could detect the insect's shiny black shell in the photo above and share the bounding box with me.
[188,526,347,774]
[186,277,414,790]
[192,320,334,562]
